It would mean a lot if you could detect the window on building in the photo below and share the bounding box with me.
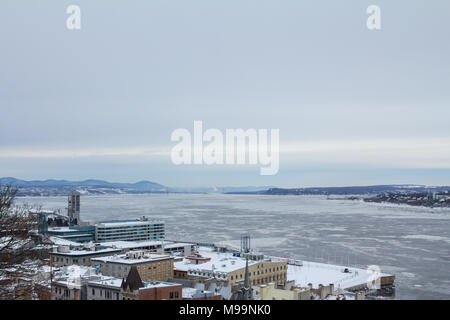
[175,291,179,298]
[170,292,174,299]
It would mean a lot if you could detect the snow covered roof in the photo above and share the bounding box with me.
[164,242,193,249]
[182,287,216,299]
[98,240,191,251]
[51,247,121,257]
[99,240,162,249]
[96,219,163,228]
[140,281,181,289]
[287,260,390,290]
[49,237,81,246]
[174,247,258,275]
[88,277,123,289]
[91,252,172,265]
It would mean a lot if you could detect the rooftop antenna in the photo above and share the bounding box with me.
[241,233,251,254]
[235,233,253,300]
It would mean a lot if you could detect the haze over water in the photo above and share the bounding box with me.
[18,193,450,300]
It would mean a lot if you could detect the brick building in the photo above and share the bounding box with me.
[120,266,182,300]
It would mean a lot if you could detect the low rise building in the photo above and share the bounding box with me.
[91,250,174,281]
[174,248,288,289]
[87,277,123,300]
[52,265,101,300]
[254,281,311,300]
[50,245,122,267]
[121,266,182,300]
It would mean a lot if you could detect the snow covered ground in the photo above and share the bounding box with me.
[287,260,388,290]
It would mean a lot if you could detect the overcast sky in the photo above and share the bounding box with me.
[1,0,450,187]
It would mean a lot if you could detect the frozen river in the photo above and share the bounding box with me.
[17,193,450,299]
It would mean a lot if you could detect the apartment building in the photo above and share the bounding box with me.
[95,218,165,242]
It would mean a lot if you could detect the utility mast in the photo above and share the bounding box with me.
[68,191,81,226]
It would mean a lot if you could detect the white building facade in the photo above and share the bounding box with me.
[95,217,165,242]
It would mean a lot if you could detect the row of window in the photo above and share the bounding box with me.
[97,226,164,232]
[96,235,164,241]
[91,288,120,300]
[54,287,72,298]
[229,265,287,281]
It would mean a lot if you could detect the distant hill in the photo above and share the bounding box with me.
[3,177,449,197]
[0,177,274,196]
[0,177,167,196]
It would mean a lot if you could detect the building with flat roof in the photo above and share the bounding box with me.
[46,226,95,242]
[50,245,122,267]
[99,240,193,256]
[95,217,165,242]
[182,287,222,300]
[91,250,174,281]
[52,265,101,300]
[173,247,288,289]
[254,281,311,300]
[87,277,123,300]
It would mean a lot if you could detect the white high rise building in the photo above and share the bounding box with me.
[95,217,165,242]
